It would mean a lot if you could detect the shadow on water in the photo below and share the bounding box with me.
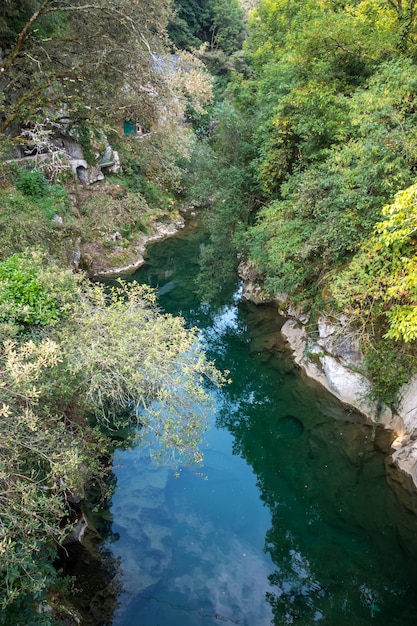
[73,222,417,625]
[216,302,417,626]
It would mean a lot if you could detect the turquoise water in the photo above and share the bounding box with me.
[105,226,417,626]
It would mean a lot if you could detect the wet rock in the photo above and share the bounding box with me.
[238,260,274,304]
[280,319,392,423]
[373,425,396,454]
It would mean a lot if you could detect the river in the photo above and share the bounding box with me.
[91,224,417,625]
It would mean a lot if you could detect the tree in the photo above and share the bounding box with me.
[0,0,172,135]
[0,338,106,621]
[330,182,417,343]
[383,0,417,51]
[326,182,417,405]
[61,280,226,466]
[240,2,417,297]
[185,99,258,300]
[168,0,213,50]
[0,258,225,617]
[210,0,245,54]
[169,0,244,54]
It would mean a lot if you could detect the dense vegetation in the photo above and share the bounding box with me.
[188,0,417,406]
[0,1,221,622]
[1,0,417,621]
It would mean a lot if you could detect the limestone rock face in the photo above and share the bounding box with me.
[238,260,273,305]
[238,258,417,491]
[280,319,390,421]
[60,136,85,160]
[85,164,105,185]
[280,315,417,488]
[316,316,363,366]
[88,216,185,278]
[397,375,417,434]
[388,375,417,490]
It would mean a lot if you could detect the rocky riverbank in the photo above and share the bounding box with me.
[85,216,186,278]
[239,260,417,501]
[55,179,189,278]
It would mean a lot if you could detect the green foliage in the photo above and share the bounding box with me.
[210,0,245,55]
[326,182,417,402]
[184,0,417,404]
[364,339,416,407]
[0,337,107,619]
[168,0,213,49]
[17,170,69,213]
[73,127,97,165]
[0,252,76,330]
[79,186,157,247]
[0,188,53,260]
[119,157,143,192]
[0,259,225,617]
[0,179,77,274]
[0,0,173,135]
[242,42,417,297]
[61,280,226,465]
[331,182,417,342]
[37,182,70,220]
[169,0,245,85]
[141,180,176,212]
[169,0,245,55]
[184,100,257,298]
[15,168,48,198]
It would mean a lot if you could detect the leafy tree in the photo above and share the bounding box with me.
[331,182,417,343]
[169,0,245,54]
[0,2,219,619]
[185,99,258,299]
[0,0,192,139]
[0,336,107,621]
[186,0,417,404]
[169,0,246,86]
[242,41,417,295]
[168,0,213,49]
[382,0,417,52]
[326,182,417,404]
[0,264,225,617]
[61,280,226,466]
[209,0,245,54]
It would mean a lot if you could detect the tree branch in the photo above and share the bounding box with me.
[1,0,51,73]
[322,36,373,59]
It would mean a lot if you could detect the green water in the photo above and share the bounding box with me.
[105,225,417,626]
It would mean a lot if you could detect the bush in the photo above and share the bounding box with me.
[0,252,76,331]
[364,339,416,407]
[15,168,48,198]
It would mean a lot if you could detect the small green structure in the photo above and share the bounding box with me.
[123,120,137,136]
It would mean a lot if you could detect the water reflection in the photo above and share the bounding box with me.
[95,224,417,625]
[216,303,417,625]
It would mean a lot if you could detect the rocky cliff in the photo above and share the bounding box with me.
[239,260,417,496]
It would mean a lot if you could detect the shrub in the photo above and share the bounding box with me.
[0,252,76,331]
[15,168,48,198]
